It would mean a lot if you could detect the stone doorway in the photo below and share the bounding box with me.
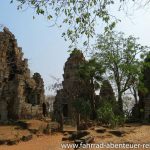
[42,103,47,117]
[62,104,68,117]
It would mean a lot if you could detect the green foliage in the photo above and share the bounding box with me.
[72,98,91,118]
[94,31,149,111]
[12,0,121,48]
[70,48,82,55]
[79,58,105,90]
[138,52,150,96]
[12,0,150,48]
[97,101,125,128]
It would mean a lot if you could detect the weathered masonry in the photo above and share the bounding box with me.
[53,50,95,122]
[0,27,45,122]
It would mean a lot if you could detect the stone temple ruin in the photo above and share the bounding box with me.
[53,50,117,123]
[53,50,95,122]
[0,27,45,122]
[99,80,116,103]
[54,49,150,123]
[1,26,149,124]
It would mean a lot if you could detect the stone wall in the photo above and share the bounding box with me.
[0,27,45,122]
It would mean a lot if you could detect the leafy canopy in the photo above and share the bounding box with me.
[11,0,150,48]
[9,0,126,48]
[79,58,105,90]
[94,31,148,93]
[93,31,149,111]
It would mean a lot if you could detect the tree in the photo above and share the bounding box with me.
[48,75,62,94]
[94,31,148,113]
[72,98,91,130]
[12,0,118,47]
[11,0,150,48]
[8,0,133,48]
[79,58,105,119]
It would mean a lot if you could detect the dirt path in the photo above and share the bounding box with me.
[0,125,150,150]
[0,133,63,150]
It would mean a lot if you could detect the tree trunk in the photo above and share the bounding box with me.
[118,93,123,114]
[133,87,138,104]
[60,112,64,132]
[90,79,96,120]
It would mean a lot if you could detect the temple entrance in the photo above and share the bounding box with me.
[62,104,68,117]
[42,103,47,117]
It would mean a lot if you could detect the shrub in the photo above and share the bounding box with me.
[97,101,125,128]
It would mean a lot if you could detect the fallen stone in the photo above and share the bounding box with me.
[63,132,69,136]
[0,140,7,145]
[109,130,125,137]
[95,127,106,133]
[79,135,94,144]
[78,123,88,130]
[29,128,39,134]
[21,134,32,142]
[74,135,94,147]
[7,140,18,145]
[62,135,72,141]
[71,130,90,140]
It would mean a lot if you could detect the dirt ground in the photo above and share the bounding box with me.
[0,124,150,150]
[0,119,48,144]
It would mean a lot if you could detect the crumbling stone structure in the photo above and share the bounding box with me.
[97,79,120,114]
[53,50,94,122]
[99,80,116,103]
[0,27,45,122]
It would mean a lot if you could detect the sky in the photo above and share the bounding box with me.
[0,1,69,95]
[0,1,150,95]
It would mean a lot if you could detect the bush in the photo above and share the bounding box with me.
[97,102,125,128]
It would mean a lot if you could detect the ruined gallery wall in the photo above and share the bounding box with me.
[0,27,45,122]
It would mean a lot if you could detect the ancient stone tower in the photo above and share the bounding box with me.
[0,27,45,122]
[96,79,119,114]
[99,80,116,103]
[53,50,93,122]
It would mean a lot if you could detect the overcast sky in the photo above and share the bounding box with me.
[0,1,150,95]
